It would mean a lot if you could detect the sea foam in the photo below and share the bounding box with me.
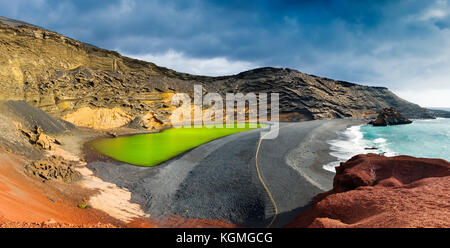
[323,118,450,173]
[323,125,369,172]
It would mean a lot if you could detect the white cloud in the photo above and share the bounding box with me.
[125,49,259,76]
[396,89,450,108]
[419,0,450,20]
[421,9,448,20]
[98,0,136,19]
[297,24,450,108]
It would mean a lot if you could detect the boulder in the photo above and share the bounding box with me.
[128,116,147,130]
[21,125,61,150]
[369,107,412,126]
[128,112,164,130]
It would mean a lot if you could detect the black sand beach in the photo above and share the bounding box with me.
[85,119,362,227]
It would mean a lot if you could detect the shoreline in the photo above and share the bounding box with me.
[84,123,265,167]
[323,118,450,173]
[256,119,364,227]
[286,120,364,189]
[83,119,363,227]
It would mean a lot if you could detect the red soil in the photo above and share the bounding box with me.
[0,150,121,227]
[287,154,450,228]
[127,216,239,228]
[0,149,240,228]
[0,216,115,228]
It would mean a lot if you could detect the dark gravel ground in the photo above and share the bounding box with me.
[5,100,74,134]
[86,119,362,227]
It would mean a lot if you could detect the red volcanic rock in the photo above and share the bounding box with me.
[287,154,450,228]
[333,154,449,192]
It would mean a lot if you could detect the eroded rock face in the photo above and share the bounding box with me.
[128,112,164,130]
[63,107,133,130]
[287,154,450,228]
[369,107,413,126]
[20,125,61,150]
[24,155,82,183]
[0,19,434,130]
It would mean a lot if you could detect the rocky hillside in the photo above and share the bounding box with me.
[427,108,450,118]
[0,17,433,130]
[201,67,433,120]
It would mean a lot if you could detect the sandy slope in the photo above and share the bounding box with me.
[0,147,244,228]
[0,150,121,227]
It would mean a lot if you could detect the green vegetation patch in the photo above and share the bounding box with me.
[87,124,261,167]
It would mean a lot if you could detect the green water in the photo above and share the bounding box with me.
[87,124,261,167]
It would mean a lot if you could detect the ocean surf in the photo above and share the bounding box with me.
[323,118,450,172]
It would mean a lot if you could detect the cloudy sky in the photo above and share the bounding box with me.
[1,0,450,107]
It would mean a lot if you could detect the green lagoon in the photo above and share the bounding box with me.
[87,124,261,167]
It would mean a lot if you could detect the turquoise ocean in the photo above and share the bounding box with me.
[323,118,450,172]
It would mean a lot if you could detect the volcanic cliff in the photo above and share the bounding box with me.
[0,16,433,131]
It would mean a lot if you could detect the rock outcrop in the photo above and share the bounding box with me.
[24,155,82,183]
[128,112,165,130]
[0,17,434,131]
[0,150,120,228]
[369,107,412,126]
[287,154,450,228]
[20,125,61,150]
